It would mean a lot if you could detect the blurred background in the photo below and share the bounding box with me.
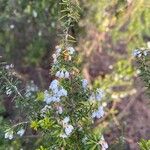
[0,0,150,149]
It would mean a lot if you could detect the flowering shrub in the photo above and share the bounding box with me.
[1,1,109,149]
[3,45,108,149]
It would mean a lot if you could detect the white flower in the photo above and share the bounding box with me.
[5,64,14,70]
[25,81,38,97]
[45,97,52,104]
[132,49,141,57]
[5,130,13,140]
[55,46,61,56]
[44,90,50,99]
[40,105,51,117]
[32,10,38,18]
[40,105,51,114]
[65,124,74,135]
[61,116,74,137]
[67,47,75,54]
[63,116,70,124]
[143,50,148,56]
[52,54,57,63]
[52,46,61,63]
[38,30,42,36]
[64,71,70,78]
[92,106,104,119]
[45,96,59,104]
[49,79,59,91]
[92,112,97,118]
[60,71,64,78]
[56,70,70,78]
[17,129,25,137]
[100,136,108,150]
[54,96,61,102]
[97,106,104,118]
[82,79,88,89]
[10,24,15,29]
[6,87,12,95]
[43,90,51,103]
[101,142,108,150]
[60,133,67,138]
[57,88,67,97]
[95,89,104,101]
[5,65,10,70]
[56,71,61,78]
[89,93,95,101]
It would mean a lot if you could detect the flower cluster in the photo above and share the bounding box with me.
[5,64,14,70]
[56,70,70,78]
[6,86,13,96]
[92,106,104,119]
[40,105,51,117]
[60,116,74,138]
[44,79,67,104]
[132,49,147,57]
[82,79,88,90]
[25,81,38,98]
[90,88,105,101]
[4,45,108,149]
[5,128,25,140]
[52,46,75,64]
[5,130,13,140]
